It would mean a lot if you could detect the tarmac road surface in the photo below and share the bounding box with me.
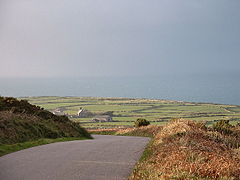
[0,135,150,180]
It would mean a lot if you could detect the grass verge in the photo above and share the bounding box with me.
[0,137,89,157]
[118,120,240,180]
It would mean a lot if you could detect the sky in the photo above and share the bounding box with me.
[0,0,240,78]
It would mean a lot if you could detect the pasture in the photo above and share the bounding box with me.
[22,96,240,129]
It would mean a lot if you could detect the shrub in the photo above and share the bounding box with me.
[134,118,150,127]
[130,119,240,180]
[102,111,114,116]
[0,97,92,144]
[212,120,233,135]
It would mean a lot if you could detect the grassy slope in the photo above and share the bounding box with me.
[116,120,240,180]
[0,97,92,156]
[0,137,88,157]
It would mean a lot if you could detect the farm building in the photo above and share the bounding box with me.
[52,108,66,116]
[77,107,93,118]
[92,115,112,122]
[77,108,84,116]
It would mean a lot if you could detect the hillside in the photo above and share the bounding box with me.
[0,97,92,145]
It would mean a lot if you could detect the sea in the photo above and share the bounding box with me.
[0,73,240,105]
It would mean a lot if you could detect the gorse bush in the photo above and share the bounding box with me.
[210,120,240,149]
[0,97,92,144]
[0,97,67,121]
[134,118,150,127]
[212,120,233,135]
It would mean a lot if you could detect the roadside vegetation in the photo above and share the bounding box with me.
[0,97,92,156]
[119,119,240,180]
[116,125,162,138]
[0,137,89,157]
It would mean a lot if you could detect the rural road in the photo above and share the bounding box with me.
[0,135,150,180]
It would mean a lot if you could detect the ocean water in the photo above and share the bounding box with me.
[0,73,240,105]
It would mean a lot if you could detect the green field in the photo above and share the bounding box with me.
[21,96,240,129]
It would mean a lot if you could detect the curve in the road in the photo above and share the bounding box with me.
[0,135,150,180]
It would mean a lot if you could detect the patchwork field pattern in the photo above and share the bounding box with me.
[22,96,240,129]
